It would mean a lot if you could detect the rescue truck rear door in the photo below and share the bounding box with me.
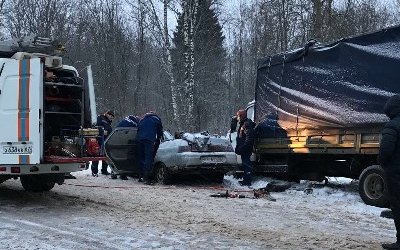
[0,58,42,164]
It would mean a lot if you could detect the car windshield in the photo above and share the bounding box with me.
[163,131,174,141]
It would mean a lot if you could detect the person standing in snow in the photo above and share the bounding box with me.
[113,115,141,180]
[136,111,163,184]
[234,109,255,186]
[379,95,400,250]
[91,110,115,177]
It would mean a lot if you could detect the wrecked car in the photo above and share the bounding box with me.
[104,129,238,183]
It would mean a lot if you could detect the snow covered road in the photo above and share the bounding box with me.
[0,170,396,249]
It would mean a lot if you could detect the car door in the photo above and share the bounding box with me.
[104,127,139,173]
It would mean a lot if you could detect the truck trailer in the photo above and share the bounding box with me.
[0,35,105,191]
[238,25,400,207]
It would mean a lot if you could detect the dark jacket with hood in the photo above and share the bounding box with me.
[117,115,139,128]
[378,95,400,172]
[96,114,113,138]
[137,113,163,143]
[235,118,256,155]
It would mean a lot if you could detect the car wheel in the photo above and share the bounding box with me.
[154,163,171,184]
[359,165,389,208]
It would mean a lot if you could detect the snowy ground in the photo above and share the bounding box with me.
[0,168,396,249]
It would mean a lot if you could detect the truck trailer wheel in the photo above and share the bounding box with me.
[20,175,56,192]
[359,165,389,208]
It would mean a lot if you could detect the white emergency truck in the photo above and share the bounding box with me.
[0,35,105,191]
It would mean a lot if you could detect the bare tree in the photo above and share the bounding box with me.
[162,0,181,129]
[5,0,74,38]
[310,0,324,41]
[144,0,183,128]
[1,0,395,133]
[181,0,198,131]
[0,0,7,38]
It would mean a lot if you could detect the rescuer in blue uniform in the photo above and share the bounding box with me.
[117,115,140,128]
[136,111,163,184]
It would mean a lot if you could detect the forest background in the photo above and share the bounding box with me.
[0,0,398,133]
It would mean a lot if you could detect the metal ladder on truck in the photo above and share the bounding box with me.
[0,35,65,57]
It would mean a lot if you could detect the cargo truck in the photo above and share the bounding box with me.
[0,35,105,191]
[232,25,400,207]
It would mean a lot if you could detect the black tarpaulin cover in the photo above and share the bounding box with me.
[255,25,400,136]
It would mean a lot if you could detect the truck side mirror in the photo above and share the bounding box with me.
[230,116,238,133]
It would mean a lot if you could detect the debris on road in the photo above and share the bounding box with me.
[210,187,276,201]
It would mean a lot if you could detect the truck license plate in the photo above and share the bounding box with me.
[3,145,32,154]
[201,156,225,163]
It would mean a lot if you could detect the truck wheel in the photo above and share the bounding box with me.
[359,165,389,207]
[20,175,56,192]
[154,163,171,184]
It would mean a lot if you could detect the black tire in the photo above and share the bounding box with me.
[359,165,389,208]
[154,163,172,184]
[20,175,56,192]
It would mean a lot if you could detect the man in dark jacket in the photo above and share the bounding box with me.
[91,110,114,177]
[137,111,163,184]
[379,95,400,250]
[235,109,255,186]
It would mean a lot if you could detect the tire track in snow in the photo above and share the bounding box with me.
[0,215,128,250]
